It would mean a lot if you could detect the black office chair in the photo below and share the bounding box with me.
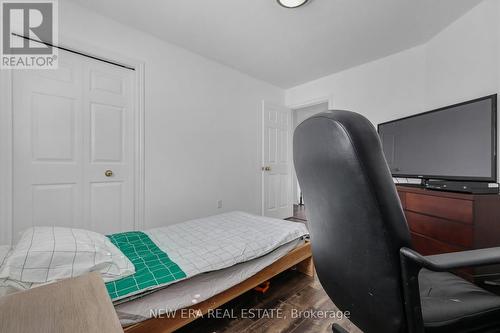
[293,110,500,333]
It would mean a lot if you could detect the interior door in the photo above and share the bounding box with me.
[262,101,293,219]
[12,50,135,238]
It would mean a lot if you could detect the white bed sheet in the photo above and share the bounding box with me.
[0,212,309,302]
[116,238,305,327]
[145,211,308,278]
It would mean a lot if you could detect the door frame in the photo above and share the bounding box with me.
[287,95,334,208]
[288,95,335,111]
[0,36,146,245]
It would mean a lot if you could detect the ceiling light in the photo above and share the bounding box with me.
[277,0,310,9]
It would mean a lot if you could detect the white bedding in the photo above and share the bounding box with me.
[0,227,135,283]
[0,246,18,297]
[0,212,308,301]
[0,246,9,267]
[145,211,308,278]
[115,238,304,326]
[109,211,308,301]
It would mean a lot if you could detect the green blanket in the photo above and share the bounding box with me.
[105,231,186,300]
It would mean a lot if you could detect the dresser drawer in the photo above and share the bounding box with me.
[398,191,406,209]
[406,193,473,224]
[406,211,473,248]
[411,232,464,255]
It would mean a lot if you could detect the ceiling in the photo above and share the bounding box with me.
[69,0,482,88]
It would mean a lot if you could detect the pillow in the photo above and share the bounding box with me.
[0,227,135,283]
[0,245,10,268]
[0,246,28,297]
[0,277,32,297]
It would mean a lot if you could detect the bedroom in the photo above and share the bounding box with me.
[1,0,500,332]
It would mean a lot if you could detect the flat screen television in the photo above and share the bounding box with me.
[377,94,497,182]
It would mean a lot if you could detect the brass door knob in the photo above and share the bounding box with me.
[105,170,113,177]
[261,166,272,171]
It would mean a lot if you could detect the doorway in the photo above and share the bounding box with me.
[291,102,329,220]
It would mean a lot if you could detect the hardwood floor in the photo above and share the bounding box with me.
[176,269,361,333]
[292,205,307,222]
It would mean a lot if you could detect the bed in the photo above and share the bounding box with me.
[120,239,312,333]
[0,211,312,333]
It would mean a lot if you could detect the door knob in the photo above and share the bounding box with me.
[261,166,272,171]
[105,170,113,177]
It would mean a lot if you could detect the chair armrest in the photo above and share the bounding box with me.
[400,247,500,272]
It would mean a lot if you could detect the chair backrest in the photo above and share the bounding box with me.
[293,111,412,333]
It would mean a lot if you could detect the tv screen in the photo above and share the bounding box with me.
[378,95,497,182]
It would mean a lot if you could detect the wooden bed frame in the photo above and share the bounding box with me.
[123,241,313,333]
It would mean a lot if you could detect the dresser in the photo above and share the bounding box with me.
[396,185,500,283]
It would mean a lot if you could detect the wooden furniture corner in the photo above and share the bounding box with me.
[397,185,500,283]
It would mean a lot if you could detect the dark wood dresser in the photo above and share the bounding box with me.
[396,185,500,283]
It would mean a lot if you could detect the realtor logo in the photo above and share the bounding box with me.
[1,0,58,69]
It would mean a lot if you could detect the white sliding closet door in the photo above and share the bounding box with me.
[13,50,135,238]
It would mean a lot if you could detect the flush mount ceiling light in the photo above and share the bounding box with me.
[277,0,310,9]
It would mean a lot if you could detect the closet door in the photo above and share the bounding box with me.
[12,50,135,238]
[83,57,134,234]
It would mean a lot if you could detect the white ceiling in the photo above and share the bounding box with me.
[69,0,482,88]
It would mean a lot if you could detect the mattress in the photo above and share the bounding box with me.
[116,238,305,327]
[144,211,308,278]
[0,212,308,302]
[110,211,309,302]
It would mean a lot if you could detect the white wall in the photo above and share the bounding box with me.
[424,0,499,109]
[286,46,427,125]
[57,2,284,229]
[286,0,500,126]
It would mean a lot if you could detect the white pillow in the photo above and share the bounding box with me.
[0,246,29,296]
[0,227,134,283]
[0,245,10,268]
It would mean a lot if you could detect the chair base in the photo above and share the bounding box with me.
[332,323,349,333]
